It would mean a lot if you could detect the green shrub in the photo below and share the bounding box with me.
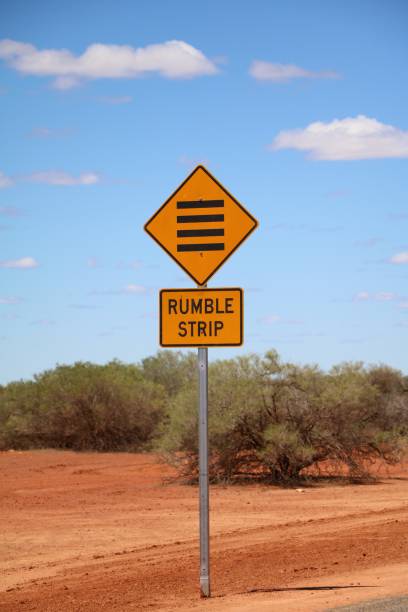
[1,351,407,483]
[0,361,165,451]
[159,352,408,483]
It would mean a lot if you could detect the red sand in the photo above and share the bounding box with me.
[1,450,407,611]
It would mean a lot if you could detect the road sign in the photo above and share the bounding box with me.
[144,165,258,286]
[160,288,243,347]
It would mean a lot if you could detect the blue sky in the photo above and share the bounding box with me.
[1,0,407,384]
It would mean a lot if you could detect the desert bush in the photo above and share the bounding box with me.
[1,351,407,479]
[159,352,408,483]
[141,350,196,397]
[0,380,40,449]
[159,354,264,480]
[0,361,166,451]
[366,364,408,436]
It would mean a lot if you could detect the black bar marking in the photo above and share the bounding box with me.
[177,214,224,224]
[177,200,224,209]
[177,243,225,252]
[177,229,224,238]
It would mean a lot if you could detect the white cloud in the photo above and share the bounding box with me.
[87,257,100,268]
[353,237,382,248]
[29,127,53,138]
[69,304,101,310]
[250,60,338,82]
[0,256,38,269]
[388,212,408,221]
[0,38,218,88]
[31,319,55,326]
[99,95,132,105]
[271,115,408,160]
[326,189,350,199]
[178,154,211,169]
[353,291,370,301]
[90,289,119,296]
[398,302,408,309]
[0,171,13,188]
[0,170,99,187]
[353,291,398,302]
[389,251,408,264]
[0,296,22,304]
[116,259,142,270]
[27,127,74,139]
[259,314,281,324]
[53,76,80,90]
[123,284,147,294]
[375,292,398,301]
[139,312,157,320]
[26,171,100,185]
[0,206,23,216]
[90,284,147,296]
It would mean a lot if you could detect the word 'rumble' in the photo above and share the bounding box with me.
[167,297,234,316]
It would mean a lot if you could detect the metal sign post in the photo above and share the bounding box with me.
[197,280,210,598]
[198,344,210,598]
[144,165,258,600]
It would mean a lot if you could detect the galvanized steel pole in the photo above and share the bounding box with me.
[198,343,210,597]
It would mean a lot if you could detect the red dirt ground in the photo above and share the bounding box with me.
[1,450,407,611]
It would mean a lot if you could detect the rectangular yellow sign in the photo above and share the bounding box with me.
[160,288,243,347]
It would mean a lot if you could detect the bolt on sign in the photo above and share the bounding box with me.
[160,288,243,347]
[144,165,258,286]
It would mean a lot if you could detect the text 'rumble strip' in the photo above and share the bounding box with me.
[176,200,225,252]
[160,288,243,347]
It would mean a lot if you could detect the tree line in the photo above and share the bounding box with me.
[1,350,407,482]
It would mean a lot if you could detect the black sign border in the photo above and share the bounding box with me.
[144,165,258,286]
[159,287,243,347]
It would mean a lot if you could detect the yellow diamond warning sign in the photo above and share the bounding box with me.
[160,288,243,347]
[144,166,258,286]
